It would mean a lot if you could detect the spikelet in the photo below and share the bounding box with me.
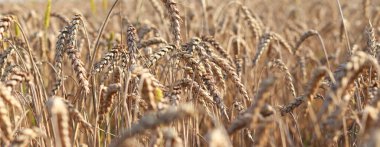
[110,104,195,147]
[98,83,121,124]
[0,98,13,143]
[0,16,13,41]
[46,97,71,147]
[228,77,275,134]
[144,45,175,68]
[93,45,121,73]
[299,55,307,81]
[127,25,138,66]
[366,22,377,56]
[54,28,68,78]
[66,14,90,94]
[209,62,226,90]
[120,49,129,69]
[280,66,334,115]
[1,64,18,81]
[0,47,15,74]
[50,77,64,96]
[10,127,45,147]
[161,0,181,48]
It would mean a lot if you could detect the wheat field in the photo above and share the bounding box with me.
[0,0,379,146]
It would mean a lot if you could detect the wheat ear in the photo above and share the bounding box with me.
[10,127,45,147]
[98,83,121,124]
[0,81,22,111]
[47,97,71,147]
[268,59,296,98]
[209,54,250,102]
[93,45,121,73]
[161,0,181,48]
[0,98,12,143]
[66,14,90,94]
[62,99,93,132]
[280,66,334,115]
[240,6,262,42]
[228,77,275,134]
[0,16,13,41]
[144,45,175,68]
[110,104,195,147]
[137,37,167,49]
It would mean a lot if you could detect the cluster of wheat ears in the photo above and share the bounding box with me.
[0,0,380,146]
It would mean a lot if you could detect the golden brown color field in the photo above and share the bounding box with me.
[0,0,380,146]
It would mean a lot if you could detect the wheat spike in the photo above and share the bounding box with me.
[98,83,121,124]
[209,54,250,103]
[47,97,71,147]
[110,104,195,147]
[228,77,275,134]
[62,99,93,132]
[268,59,296,98]
[240,6,262,42]
[161,0,181,48]
[10,127,45,147]
[0,81,22,111]
[144,45,175,68]
[280,66,334,115]
[0,98,12,143]
[0,16,13,41]
[93,45,121,73]
[137,37,167,49]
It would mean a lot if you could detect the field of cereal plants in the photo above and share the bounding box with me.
[0,0,380,146]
